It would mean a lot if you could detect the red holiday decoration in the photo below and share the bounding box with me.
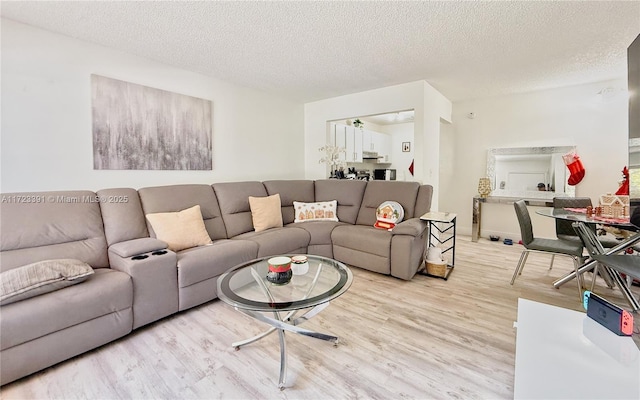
[563,152,585,186]
[616,166,629,195]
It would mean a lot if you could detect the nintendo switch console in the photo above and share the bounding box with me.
[583,291,634,336]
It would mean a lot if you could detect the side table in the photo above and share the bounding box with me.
[419,211,457,280]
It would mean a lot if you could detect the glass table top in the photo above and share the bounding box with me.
[217,255,353,312]
[536,207,636,229]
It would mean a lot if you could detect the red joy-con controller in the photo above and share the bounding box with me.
[621,310,634,336]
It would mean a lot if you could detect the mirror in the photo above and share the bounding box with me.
[487,146,576,199]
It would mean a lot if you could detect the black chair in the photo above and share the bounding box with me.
[511,200,584,298]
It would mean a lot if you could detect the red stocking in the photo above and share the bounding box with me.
[563,152,585,186]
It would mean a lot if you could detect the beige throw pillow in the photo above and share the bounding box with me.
[249,194,283,232]
[0,259,94,306]
[145,205,213,252]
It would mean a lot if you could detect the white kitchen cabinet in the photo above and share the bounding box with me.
[331,123,347,164]
[371,131,392,163]
[350,126,363,162]
[362,129,373,152]
[332,123,362,163]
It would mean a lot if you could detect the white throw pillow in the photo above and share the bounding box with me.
[293,200,339,222]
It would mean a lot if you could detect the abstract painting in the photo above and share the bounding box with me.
[92,74,212,170]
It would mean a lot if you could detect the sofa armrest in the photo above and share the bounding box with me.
[391,218,427,236]
[109,238,167,258]
[108,247,178,329]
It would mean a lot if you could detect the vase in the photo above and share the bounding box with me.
[478,178,491,198]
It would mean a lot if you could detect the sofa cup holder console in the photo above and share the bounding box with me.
[131,249,169,261]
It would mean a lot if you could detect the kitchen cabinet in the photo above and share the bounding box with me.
[350,126,363,163]
[371,131,392,163]
[332,123,362,163]
[332,123,347,164]
[362,129,373,152]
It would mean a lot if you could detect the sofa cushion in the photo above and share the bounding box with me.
[332,225,392,275]
[356,181,420,227]
[314,180,367,224]
[263,180,315,224]
[294,200,339,222]
[213,181,268,238]
[331,225,392,258]
[145,205,213,252]
[176,240,258,288]
[0,268,132,351]
[0,259,94,306]
[287,221,344,246]
[233,227,310,257]
[414,185,434,218]
[0,190,109,271]
[249,194,283,232]
[138,184,227,241]
[98,188,149,246]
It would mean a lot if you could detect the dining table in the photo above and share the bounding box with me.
[536,207,640,311]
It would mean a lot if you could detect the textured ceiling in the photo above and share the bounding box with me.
[1,1,639,103]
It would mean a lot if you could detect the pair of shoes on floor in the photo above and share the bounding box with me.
[503,238,513,245]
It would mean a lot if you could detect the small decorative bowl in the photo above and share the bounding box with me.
[266,256,292,284]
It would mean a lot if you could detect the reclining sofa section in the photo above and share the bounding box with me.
[0,179,432,385]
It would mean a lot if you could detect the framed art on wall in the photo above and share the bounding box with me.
[402,142,411,152]
[91,74,212,170]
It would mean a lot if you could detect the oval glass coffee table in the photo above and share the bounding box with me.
[216,254,353,390]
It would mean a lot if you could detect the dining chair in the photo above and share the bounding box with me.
[553,197,593,242]
[511,200,584,299]
[553,197,621,249]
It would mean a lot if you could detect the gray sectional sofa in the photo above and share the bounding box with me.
[0,179,432,385]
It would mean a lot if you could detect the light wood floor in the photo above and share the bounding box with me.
[2,236,639,399]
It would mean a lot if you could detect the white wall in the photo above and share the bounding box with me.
[304,81,452,211]
[443,79,629,240]
[1,19,304,192]
[380,122,414,181]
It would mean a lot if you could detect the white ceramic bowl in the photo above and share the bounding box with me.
[291,255,309,275]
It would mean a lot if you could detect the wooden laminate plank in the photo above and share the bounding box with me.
[2,235,638,399]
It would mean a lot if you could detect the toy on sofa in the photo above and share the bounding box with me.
[374,201,404,230]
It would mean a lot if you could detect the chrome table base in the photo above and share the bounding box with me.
[232,304,338,390]
[230,265,338,390]
[553,232,640,312]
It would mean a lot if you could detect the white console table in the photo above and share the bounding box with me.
[514,298,639,399]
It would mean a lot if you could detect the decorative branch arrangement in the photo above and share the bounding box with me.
[318,145,347,177]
